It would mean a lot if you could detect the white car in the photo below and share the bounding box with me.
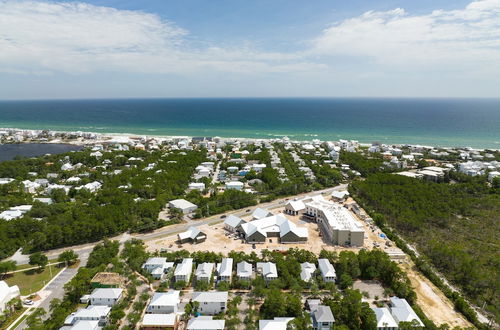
[24,300,34,305]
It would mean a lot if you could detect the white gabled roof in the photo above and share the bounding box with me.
[142,313,177,327]
[187,316,225,329]
[149,291,180,307]
[195,263,214,277]
[70,320,99,330]
[174,258,193,276]
[169,199,197,210]
[252,207,272,219]
[318,259,336,278]
[285,200,305,211]
[257,262,278,278]
[216,258,233,277]
[223,215,245,228]
[259,317,294,330]
[300,262,316,282]
[73,305,111,320]
[90,288,122,300]
[331,190,349,199]
[236,261,253,277]
[390,297,424,326]
[192,291,228,303]
[241,214,308,239]
[372,308,398,328]
[178,226,204,240]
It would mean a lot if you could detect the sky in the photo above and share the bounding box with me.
[0,0,499,99]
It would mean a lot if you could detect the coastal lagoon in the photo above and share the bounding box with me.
[1,98,499,148]
[0,143,83,161]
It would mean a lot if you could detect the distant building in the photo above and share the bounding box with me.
[63,305,111,329]
[225,181,244,191]
[188,182,206,191]
[240,214,308,244]
[284,200,305,216]
[251,208,273,220]
[90,272,124,289]
[168,199,198,214]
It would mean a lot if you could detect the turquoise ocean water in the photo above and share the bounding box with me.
[0,98,499,148]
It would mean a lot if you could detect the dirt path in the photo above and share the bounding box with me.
[401,262,472,328]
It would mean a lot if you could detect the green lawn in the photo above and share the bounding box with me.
[4,265,63,296]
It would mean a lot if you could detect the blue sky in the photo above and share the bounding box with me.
[0,0,498,99]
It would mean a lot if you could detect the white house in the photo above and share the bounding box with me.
[259,317,295,330]
[192,292,228,315]
[256,262,278,282]
[141,313,178,329]
[142,257,175,280]
[90,288,123,306]
[311,305,335,330]
[169,199,198,214]
[372,308,398,330]
[300,262,317,282]
[0,281,20,313]
[189,182,206,191]
[236,261,253,281]
[389,297,424,326]
[225,181,244,191]
[252,164,267,172]
[223,215,246,232]
[174,258,193,282]
[331,190,349,202]
[187,316,225,330]
[195,263,215,282]
[64,305,111,328]
[318,259,336,283]
[216,258,233,282]
[146,291,181,314]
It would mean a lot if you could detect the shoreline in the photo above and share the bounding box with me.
[1,126,498,151]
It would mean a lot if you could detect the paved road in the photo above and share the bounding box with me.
[12,252,89,330]
[10,184,347,266]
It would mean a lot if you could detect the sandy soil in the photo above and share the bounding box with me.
[401,262,472,328]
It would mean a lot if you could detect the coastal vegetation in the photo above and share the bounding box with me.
[351,173,500,323]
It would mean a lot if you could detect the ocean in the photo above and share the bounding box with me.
[0,98,499,149]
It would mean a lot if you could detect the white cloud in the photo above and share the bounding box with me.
[0,0,321,75]
[311,0,500,72]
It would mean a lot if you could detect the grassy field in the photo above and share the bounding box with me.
[4,265,63,296]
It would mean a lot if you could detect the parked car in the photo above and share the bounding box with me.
[24,300,34,305]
